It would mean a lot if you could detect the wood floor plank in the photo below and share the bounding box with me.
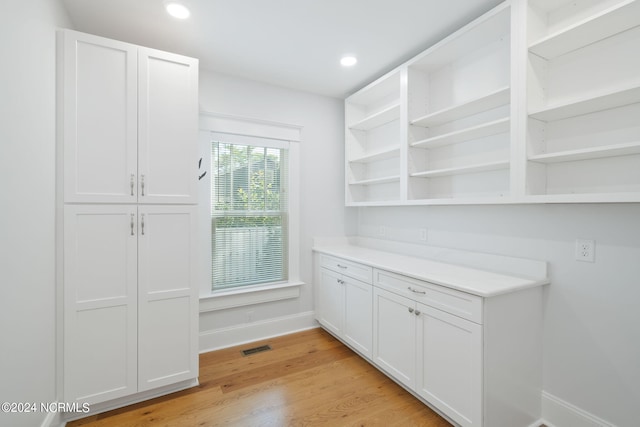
[67,327,452,426]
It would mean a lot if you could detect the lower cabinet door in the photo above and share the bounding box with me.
[373,288,416,389]
[317,268,345,336]
[63,205,138,404]
[343,277,373,359]
[137,205,198,391]
[416,303,482,427]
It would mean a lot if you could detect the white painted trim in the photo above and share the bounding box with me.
[199,281,304,312]
[199,110,302,142]
[199,311,318,353]
[542,391,617,427]
[61,379,198,424]
[40,410,63,427]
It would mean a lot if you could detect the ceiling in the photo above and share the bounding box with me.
[61,0,503,99]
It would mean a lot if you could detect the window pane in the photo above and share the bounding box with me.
[211,140,288,290]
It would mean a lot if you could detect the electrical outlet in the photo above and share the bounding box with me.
[575,239,595,263]
[419,228,428,241]
[378,226,386,238]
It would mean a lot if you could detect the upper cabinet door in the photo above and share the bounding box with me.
[63,30,138,203]
[138,48,199,204]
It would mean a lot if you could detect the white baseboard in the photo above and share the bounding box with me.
[541,391,616,427]
[40,410,63,427]
[199,310,318,353]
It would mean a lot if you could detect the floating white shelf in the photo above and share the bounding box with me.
[411,117,510,149]
[349,175,401,186]
[411,87,510,128]
[529,0,640,60]
[410,160,509,178]
[529,84,640,122]
[529,141,640,164]
[349,103,400,131]
[350,146,400,163]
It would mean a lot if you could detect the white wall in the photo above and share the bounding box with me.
[198,70,351,345]
[0,1,71,426]
[357,203,640,427]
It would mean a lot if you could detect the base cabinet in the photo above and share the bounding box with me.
[316,255,373,359]
[315,250,544,427]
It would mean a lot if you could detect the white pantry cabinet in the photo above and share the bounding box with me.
[63,205,198,403]
[57,29,199,412]
[316,254,374,359]
[314,244,547,427]
[61,30,198,204]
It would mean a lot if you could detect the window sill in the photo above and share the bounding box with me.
[199,281,304,313]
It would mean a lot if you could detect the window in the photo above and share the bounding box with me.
[211,139,288,291]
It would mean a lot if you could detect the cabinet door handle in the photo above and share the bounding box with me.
[141,214,145,235]
[130,213,135,236]
[336,264,347,269]
[130,174,135,196]
[337,279,344,285]
[415,310,421,316]
[408,286,426,295]
[408,307,414,313]
[141,174,145,196]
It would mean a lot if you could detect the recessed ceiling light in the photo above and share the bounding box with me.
[166,2,190,19]
[340,56,358,67]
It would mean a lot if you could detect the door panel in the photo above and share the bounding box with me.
[138,48,198,203]
[137,205,198,391]
[417,304,482,427]
[373,288,416,389]
[63,31,137,203]
[343,278,373,359]
[317,268,345,336]
[63,205,137,403]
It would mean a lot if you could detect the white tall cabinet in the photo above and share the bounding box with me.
[58,30,199,409]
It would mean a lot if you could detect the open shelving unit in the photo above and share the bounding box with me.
[405,3,512,202]
[526,0,640,201]
[345,70,402,205]
[342,0,640,205]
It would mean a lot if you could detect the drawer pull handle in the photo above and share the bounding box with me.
[408,287,426,295]
[408,307,414,313]
[337,264,348,269]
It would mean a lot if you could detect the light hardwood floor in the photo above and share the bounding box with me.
[68,328,452,426]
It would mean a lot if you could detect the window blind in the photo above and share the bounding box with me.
[211,141,288,290]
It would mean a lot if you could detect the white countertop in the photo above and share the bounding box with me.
[313,243,549,298]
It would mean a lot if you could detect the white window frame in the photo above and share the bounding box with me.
[198,112,302,312]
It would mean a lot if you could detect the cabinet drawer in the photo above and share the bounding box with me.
[374,269,482,324]
[320,254,373,284]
